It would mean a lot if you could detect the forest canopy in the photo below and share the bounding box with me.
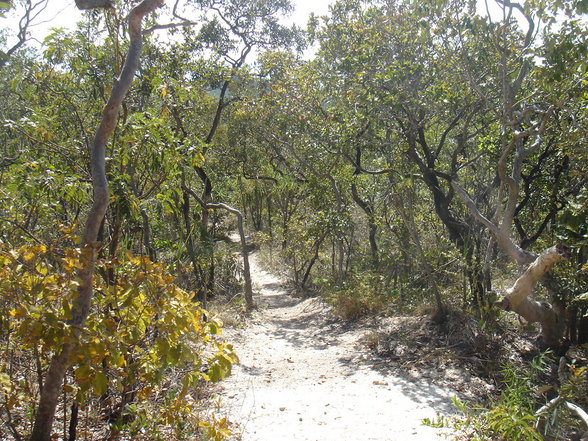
[0,0,587,440]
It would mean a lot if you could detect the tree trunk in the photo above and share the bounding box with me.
[337,238,345,283]
[236,211,255,309]
[29,2,163,440]
[453,180,568,345]
[182,186,255,310]
[497,245,570,346]
[266,195,273,240]
[351,182,379,267]
[181,185,207,305]
[394,191,445,314]
[107,205,121,284]
[300,234,326,289]
[139,209,156,262]
[67,402,78,441]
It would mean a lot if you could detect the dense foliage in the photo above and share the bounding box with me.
[0,0,586,439]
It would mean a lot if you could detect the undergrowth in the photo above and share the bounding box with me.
[428,349,588,441]
[0,241,237,441]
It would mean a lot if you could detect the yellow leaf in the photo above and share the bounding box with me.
[116,353,125,367]
[193,152,206,167]
[23,251,35,263]
[36,264,48,276]
[58,223,77,234]
[63,384,77,394]
[137,385,153,400]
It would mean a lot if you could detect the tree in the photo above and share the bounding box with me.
[0,0,49,69]
[299,0,495,310]
[163,0,300,306]
[451,0,587,346]
[30,1,164,439]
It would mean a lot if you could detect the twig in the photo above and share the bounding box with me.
[144,20,198,34]
[2,391,23,441]
[0,216,45,245]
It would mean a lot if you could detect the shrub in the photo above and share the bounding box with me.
[324,272,387,320]
[0,241,236,440]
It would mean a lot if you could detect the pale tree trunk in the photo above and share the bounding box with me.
[452,181,568,346]
[451,1,568,347]
[183,186,255,310]
[29,2,163,440]
[498,245,570,346]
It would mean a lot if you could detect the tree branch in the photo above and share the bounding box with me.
[182,185,255,310]
[145,20,199,34]
[502,244,569,310]
[0,0,49,69]
[75,0,113,10]
[451,181,499,235]
[566,402,588,440]
[452,180,536,265]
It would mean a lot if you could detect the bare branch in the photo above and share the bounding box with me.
[452,180,536,265]
[182,185,255,310]
[145,20,199,34]
[0,0,49,69]
[74,0,113,10]
[566,402,588,440]
[451,181,500,235]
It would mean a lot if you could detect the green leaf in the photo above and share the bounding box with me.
[208,363,223,382]
[92,371,108,396]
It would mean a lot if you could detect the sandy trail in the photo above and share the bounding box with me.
[219,251,455,441]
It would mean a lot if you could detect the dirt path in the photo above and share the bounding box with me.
[218,251,456,440]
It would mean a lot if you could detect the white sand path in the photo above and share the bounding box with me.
[218,251,456,441]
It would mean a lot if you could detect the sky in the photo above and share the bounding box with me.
[1,0,536,56]
[2,0,335,47]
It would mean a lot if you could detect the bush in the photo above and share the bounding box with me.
[448,351,553,441]
[0,241,236,440]
[324,272,388,320]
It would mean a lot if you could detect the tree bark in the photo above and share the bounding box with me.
[394,190,445,314]
[67,402,78,441]
[29,2,163,440]
[497,244,570,346]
